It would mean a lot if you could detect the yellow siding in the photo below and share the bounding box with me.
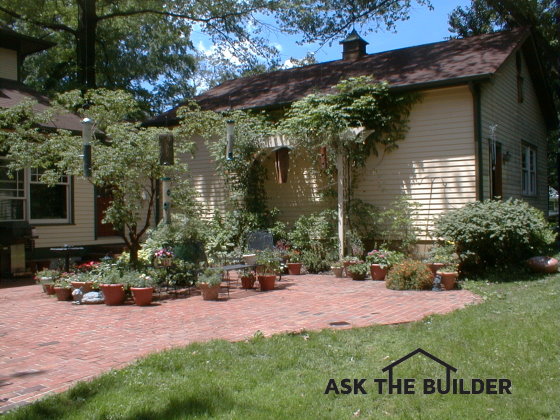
[480,52,548,212]
[0,48,18,80]
[34,177,123,248]
[263,148,332,223]
[186,135,228,217]
[355,86,477,239]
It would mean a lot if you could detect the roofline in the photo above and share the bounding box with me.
[0,27,55,56]
[381,348,458,372]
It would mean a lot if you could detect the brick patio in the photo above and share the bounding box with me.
[0,275,481,413]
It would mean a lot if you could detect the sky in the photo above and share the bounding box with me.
[192,0,472,68]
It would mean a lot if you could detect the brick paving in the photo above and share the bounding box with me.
[0,275,481,412]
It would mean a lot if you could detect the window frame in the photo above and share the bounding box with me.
[521,143,537,196]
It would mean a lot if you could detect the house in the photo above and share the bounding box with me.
[150,27,556,248]
[0,28,123,276]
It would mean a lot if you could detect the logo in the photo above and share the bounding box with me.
[324,348,512,395]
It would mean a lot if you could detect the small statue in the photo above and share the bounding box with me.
[432,274,443,292]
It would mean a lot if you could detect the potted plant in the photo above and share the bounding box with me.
[69,272,94,293]
[347,261,369,281]
[239,269,256,289]
[128,273,156,306]
[35,269,59,295]
[197,268,222,300]
[53,278,72,301]
[99,269,126,305]
[154,248,174,267]
[256,249,280,291]
[425,243,456,277]
[331,261,344,278]
[287,250,303,275]
[342,256,360,277]
[366,249,402,280]
[437,261,459,290]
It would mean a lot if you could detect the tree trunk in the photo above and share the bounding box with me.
[77,0,97,89]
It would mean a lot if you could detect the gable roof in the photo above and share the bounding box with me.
[0,27,54,56]
[149,27,553,126]
[0,78,82,132]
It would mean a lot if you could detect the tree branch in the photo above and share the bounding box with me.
[0,6,77,35]
[97,7,258,23]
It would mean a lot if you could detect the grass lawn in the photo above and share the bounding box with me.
[6,272,559,419]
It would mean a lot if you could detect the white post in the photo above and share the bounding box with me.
[337,151,346,260]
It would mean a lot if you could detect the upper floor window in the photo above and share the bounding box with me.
[521,144,536,196]
[0,158,72,223]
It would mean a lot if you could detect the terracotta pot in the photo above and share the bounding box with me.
[437,271,458,290]
[53,287,72,301]
[240,275,256,289]
[370,264,388,280]
[131,287,154,306]
[43,283,56,295]
[527,256,558,273]
[427,263,445,276]
[71,281,93,293]
[257,274,276,291]
[349,271,367,281]
[287,262,303,275]
[332,267,344,278]
[100,284,126,305]
[344,261,358,277]
[200,283,221,300]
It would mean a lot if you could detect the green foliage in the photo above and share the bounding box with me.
[280,76,419,184]
[434,199,555,270]
[346,262,369,276]
[255,249,281,275]
[425,243,460,271]
[0,89,198,265]
[366,249,404,269]
[197,268,222,287]
[385,259,433,290]
[288,209,339,273]
[375,195,420,253]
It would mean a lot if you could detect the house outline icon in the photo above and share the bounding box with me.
[381,348,457,392]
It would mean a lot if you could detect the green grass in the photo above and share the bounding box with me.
[6,273,559,419]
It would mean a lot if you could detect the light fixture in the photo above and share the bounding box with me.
[81,118,93,177]
[226,120,235,160]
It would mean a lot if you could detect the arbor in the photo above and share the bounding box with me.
[0,89,196,265]
[0,0,432,113]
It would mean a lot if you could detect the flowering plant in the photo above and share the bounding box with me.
[366,249,403,269]
[154,249,174,259]
[75,261,100,272]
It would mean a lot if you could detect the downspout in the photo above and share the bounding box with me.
[470,82,484,201]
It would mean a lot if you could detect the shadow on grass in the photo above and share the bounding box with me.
[462,266,555,284]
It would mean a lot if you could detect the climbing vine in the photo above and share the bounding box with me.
[280,76,419,188]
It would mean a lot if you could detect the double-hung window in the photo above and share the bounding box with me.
[521,144,537,196]
[0,157,72,223]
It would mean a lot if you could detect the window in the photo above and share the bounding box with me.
[521,144,537,196]
[0,157,72,223]
[0,159,25,221]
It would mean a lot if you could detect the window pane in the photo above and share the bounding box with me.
[30,184,67,220]
[0,199,24,220]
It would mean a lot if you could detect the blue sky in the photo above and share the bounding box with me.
[193,0,472,67]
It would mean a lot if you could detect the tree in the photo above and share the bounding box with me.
[0,0,432,113]
[0,89,196,265]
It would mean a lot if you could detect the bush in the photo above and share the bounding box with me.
[288,210,339,273]
[385,259,433,290]
[434,199,555,270]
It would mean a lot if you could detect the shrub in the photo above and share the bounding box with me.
[288,210,339,273]
[434,199,555,270]
[385,259,433,290]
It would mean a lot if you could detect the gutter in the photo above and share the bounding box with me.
[469,81,484,201]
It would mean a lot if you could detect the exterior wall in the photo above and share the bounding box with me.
[0,48,17,80]
[262,148,332,223]
[480,52,549,212]
[355,86,477,240]
[187,135,228,217]
[33,177,123,249]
